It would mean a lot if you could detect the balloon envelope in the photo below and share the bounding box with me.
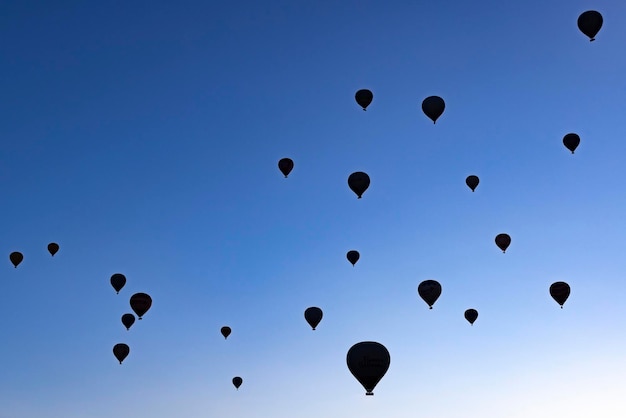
[221,326,232,339]
[577,10,602,41]
[47,243,59,256]
[563,133,580,154]
[355,89,373,110]
[232,376,243,389]
[464,309,478,325]
[418,280,442,309]
[113,343,130,364]
[550,282,570,308]
[110,273,126,294]
[346,250,360,266]
[304,307,323,330]
[130,293,152,319]
[278,158,294,178]
[495,233,511,253]
[121,313,135,330]
[346,341,390,395]
[9,252,23,268]
[466,175,479,192]
[348,172,370,199]
[422,96,445,123]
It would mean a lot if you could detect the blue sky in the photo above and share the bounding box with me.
[2,1,626,417]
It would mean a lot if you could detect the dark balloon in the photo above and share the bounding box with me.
[550,282,570,308]
[110,273,126,294]
[355,89,373,111]
[221,326,232,339]
[9,252,23,268]
[418,280,442,309]
[232,376,243,389]
[466,175,479,192]
[130,293,152,319]
[495,233,511,253]
[464,309,478,325]
[348,171,370,199]
[47,243,59,256]
[563,133,580,154]
[422,96,445,123]
[577,11,603,41]
[346,341,390,395]
[113,343,130,364]
[121,313,136,330]
[304,307,323,330]
[346,250,360,266]
[278,158,294,178]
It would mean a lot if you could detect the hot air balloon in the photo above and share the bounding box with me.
[550,282,570,308]
[130,293,152,319]
[422,96,445,123]
[346,250,360,266]
[563,133,580,154]
[278,158,294,178]
[232,376,243,389]
[418,280,442,309]
[495,233,511,253]
[464,309,478,325]
[346,341,390,395]
[304,307,323,330]
[113,343,130,364]
[221,326,232,339]
[121,313,135,330]
[348,172,370,199]
[577,11,603,41]
[466,175,479,192]
[110,274,126,294]
[355,89,373,111]
[9,252,23,268]
[47,243,59,256]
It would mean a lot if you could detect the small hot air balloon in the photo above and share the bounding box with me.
[422,96,445,123]
[304,307,323,330]
[346,341,390,395]
[563,133,580,154]
[121,313,135,330]
[221,326,231,339]
[577,10,603,41]
[130,293,152,319]
[464,309,478,325]
[418,280,442,309]
[466,175,479,192]
[346,250,360,266]
[495,233,511,253]
[113,343,130,364]
[110,274,126,294]
[278,158,294,178]
[355,89,373,111]
[348,172,370,199]
[232,376,243,390]
[47,243,59,256]
[9,252,23,268]
[550,282,570,308]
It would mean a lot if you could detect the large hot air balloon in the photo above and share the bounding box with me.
[577,11,603,41]
[348,172,370,199]
[110,273,126,294]
[355,89,373,111]
[9,252,23,268]
[464,309,478,325]
[130,293,152,319]
[346,341,390,395]
[422,96,445,123]
[550,282,570,308]
[495,233,511,253]
[221,326,232,339]
[466,175,479,192]
[304,307,323,330]
[113,343,130,364]
[418,280,442,309]
[563,133,580,154]
[121,313,136,330]
[232,376,243,390]
[346,250,360,266]
[278,158,294,178]
[47,243,59,256]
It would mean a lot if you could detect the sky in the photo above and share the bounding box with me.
[2,1,626,417]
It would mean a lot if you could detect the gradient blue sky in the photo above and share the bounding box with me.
[2,1,626,417]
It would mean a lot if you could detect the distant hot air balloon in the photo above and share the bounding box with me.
[304,307,323,330]
[348,172,370,199]
[495,233,511,253]
[464,309,478,325]
[278,158,294,178]
[466,175,479,192]
[113,343,130,364]
[121,313,136,330]
[221,326,232,339]
[9,252,23,268]
[47,243,59,256]
[418,280,442,309]
[577,10,603,41]
[346,250,360,266]
[130,293,152,319]
[550,282,570,308]
[355,89,373,111]
[110,274,126,294]
[563,133,580,154]
[346,341,390,395]
[422,96,445,123]
[232,376,243,390]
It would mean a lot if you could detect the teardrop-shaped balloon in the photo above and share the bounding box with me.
[563,133,580,154]
[130,293,152,319]
[577,10,603,42]
[47,243,59,256]
[113,343,130,364]
[346,341,390,395]
[355,89,373,111]
[550,281,570,308]
[221,326,232,339]
[466,175,479,192]
[346,250,360,266]
[121,313,136,330]
[422,96,445,123]
[304,307,323,330]
[418,280,442,309]
[278,158,294,178]
[232,376,243,389]
[495,233,511,253]
[348,171,370,199]
[110,273,126,294]
[9,252,23,268]
[464,309,478,325]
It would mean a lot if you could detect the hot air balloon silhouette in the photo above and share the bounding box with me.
[346,341,390,395]
[348,172,370,199]
[9,252,23,268]
[346,250,360,266]
[113,343,130,364]
[110,274,126,294]
[563,133,580,154]
[47,243,59,256]
[221,326,232,339]
[464,309,478,325]
[278,158,294,178]
[422,96,445,123]
[418,280,442,309]
[466,175,479,192]
[232,377,243,390]
[495,233,511,253]
[130,293,152,319]
[121,314,135,330]
[577,10,602,41]
[355,89,373,111]
[550,282,570,308]
[304,307,323,330]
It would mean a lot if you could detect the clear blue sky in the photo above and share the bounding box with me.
[2,1,626,417]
